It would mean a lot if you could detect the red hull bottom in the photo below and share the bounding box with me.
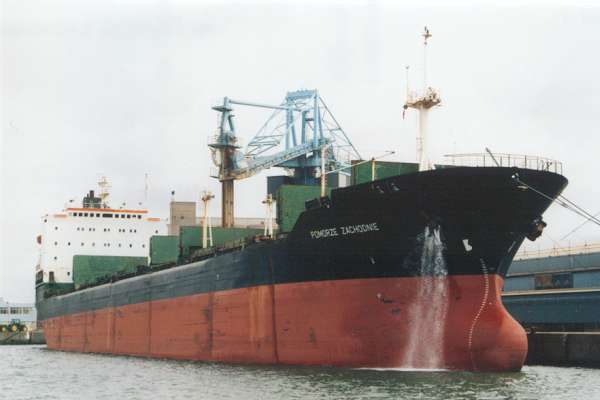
[42,275,526,371]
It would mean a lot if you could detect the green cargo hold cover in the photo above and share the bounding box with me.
[149,235,179,266]
[276,185,332,233]
[179,226,264,257]
[350,160,453,185]
[72,255,148,288]
[351,160,419,185]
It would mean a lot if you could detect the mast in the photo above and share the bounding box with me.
[201,191,215,249]
[97,176,111,208]
[404,27,441,171]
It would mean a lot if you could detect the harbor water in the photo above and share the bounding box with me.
[3,345,598,400]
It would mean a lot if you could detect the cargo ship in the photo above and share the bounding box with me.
[35,30,568,371]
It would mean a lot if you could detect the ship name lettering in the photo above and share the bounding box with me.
[341,222,379,235]
[310,228,339,239]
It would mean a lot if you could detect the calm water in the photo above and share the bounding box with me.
[3,345,599,400]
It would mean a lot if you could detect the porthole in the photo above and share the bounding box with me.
[129,244,132,248]
[53,256,57,260]
[142,244,145,248]
[54,241,58,246]
[54,226,58,230]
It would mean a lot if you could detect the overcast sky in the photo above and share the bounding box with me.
[2,0,600,302]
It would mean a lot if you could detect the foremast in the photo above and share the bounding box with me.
[404,27,441,171]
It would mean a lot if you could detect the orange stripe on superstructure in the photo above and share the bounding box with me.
[66,208,148,214]
[147,217,161,222]
[53,214,68,218]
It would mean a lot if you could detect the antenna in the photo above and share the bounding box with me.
[423,26,431,91]
[144,173,149,204]
[405,65,410,99]
[403,27,441,172]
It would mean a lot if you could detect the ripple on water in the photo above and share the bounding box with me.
[1,346,599,400]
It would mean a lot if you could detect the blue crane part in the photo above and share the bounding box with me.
[208,89,361,227]
[209,89,360,182]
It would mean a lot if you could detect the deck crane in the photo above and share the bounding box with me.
[209,89,361,228]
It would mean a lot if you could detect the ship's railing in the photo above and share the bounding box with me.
[444,153,563,175]
[515,243,600,260]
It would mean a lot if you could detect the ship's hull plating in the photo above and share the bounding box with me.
[42,275,525,371]
[38,167,568,371]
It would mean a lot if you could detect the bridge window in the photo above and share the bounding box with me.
[22,308,32,315]
[0,307,8,314]
[10,307,22,314]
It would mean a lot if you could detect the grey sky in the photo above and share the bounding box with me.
[2,0,600,302]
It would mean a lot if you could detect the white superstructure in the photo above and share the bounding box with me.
[0,298,37,330]
[36,186,166,284]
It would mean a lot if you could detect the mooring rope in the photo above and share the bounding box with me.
[511,173,600,228]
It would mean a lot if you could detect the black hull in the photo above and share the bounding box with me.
[37,166,567,320]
